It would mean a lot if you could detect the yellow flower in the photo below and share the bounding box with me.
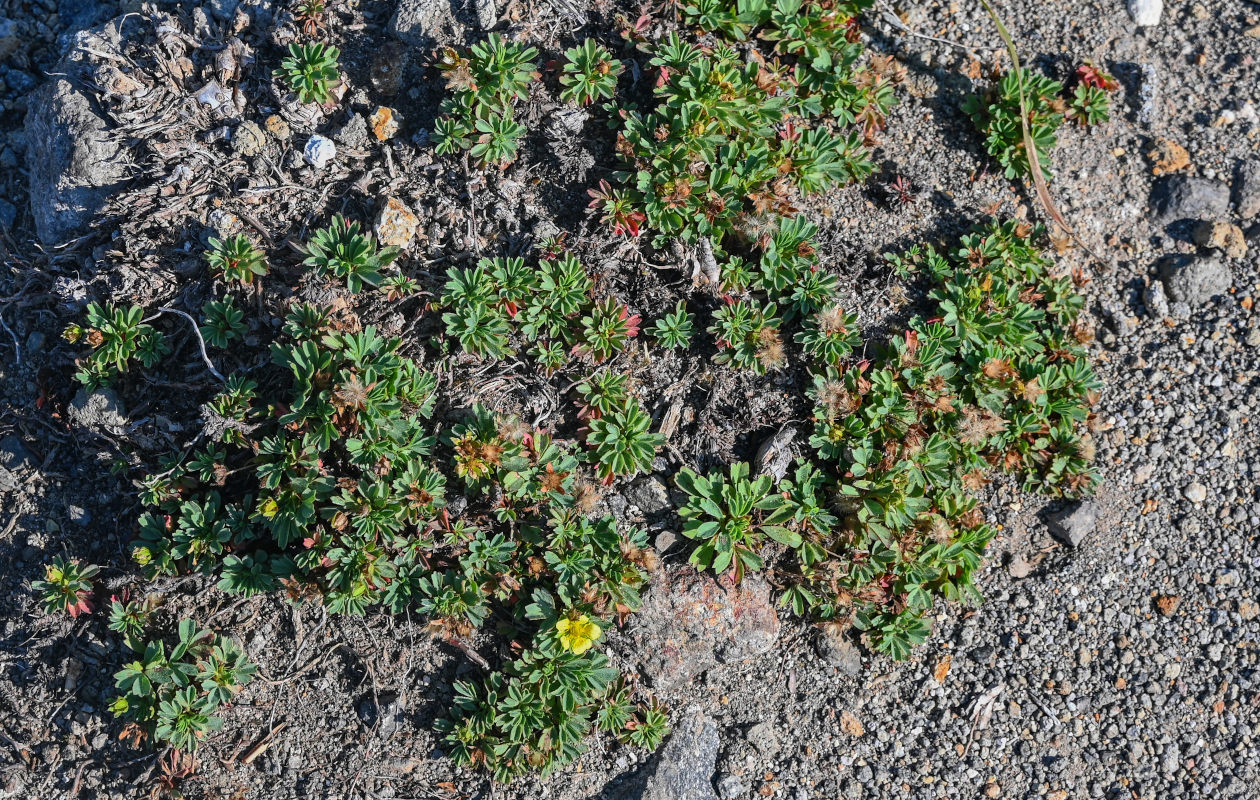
[555,615,601,655]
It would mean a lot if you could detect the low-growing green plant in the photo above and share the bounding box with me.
[585,401,663,482]
[110,618,255,752]
[433,35,539,166]
[676,462,796,581]
[963,67,1064,181]
[206,234,268,285]
[559,38,623,106]
[304,214,399,292]
[200,297,246,348]
[439,601,665,781]
[64,302,169,390]
[595,0,903,245]
[32,557,99,617]
[709,299,783,373]
[1068,63,1116,126]
[108,594,153,650]
[575,372,629,419]
[578,298,640,362]
[276,41,341,104]
[796,304,860,365]
[647,301,694,349]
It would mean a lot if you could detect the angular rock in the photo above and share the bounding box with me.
[641,708,719,800]
[369,107,400,141]
[1150,176,1230,223]
[1127,0,1162,27]
[1146,137,1190,175]
[753,428,796,481]
[389,0,452,46]
[0,435,34,491]
[68,388,128,433]
[304,135,336,169]
[815,627,863,676]
[1142,281,1170,319]
[1158,254,1232,306]
[232,120,267,157]
[475,0,497,28]
[1192,221,1247,259]
[334,114,369,149]
[1235,160,1260,220]
[374,197,419,249]
[626,476,671,514]
[26,20,133,246]
[1047,500,1098,548]
[0,16,23,60]
[627,571,780,691]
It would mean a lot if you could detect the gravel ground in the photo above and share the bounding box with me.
[1,0,1259,798]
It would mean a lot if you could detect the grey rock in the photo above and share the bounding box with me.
[389,0,452,47]
[747,721,781,758]
[67,505,92,526]
[815,627,863,676]
[0,435,34,491]
[1047,500,1099,547]
[1158,254,1232,306]
[68,388,128,433]
[1150,176,1230,223]
[641,708,720,800]
[232,121,266,157]
[475,0,497,28]
[334,114,369,149]
[1100,301,1135,337]
[626,477,671,514]
[1236,160,1260,220]
[627,572,780,691]
[1183,482,1207,503]
[1126,0,1162,26]
[0,17,24,60]
[1143,281,1170,319]
[356,692,405,738]
[208,0,240,21]
[716,775,746,799]
[753,427,796,481]
[26,22,133,246]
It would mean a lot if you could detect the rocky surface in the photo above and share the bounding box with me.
[1,0,1259,799]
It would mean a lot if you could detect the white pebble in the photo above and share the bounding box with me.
[303,135,336,169]
[1127,0,1162,26]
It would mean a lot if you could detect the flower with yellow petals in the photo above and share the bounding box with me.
[555,615,601,655]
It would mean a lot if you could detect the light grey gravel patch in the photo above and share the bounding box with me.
[1158,254,1232,306]
[1150,175,1230,223]
[67,388,127,434]
[1047,500,1098,548]
[389,0,452,47]
[641,708,720,800]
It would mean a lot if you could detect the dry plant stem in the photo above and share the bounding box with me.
[979,0,1101,262]
[156,306,227,384]
[0,306,20,366]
